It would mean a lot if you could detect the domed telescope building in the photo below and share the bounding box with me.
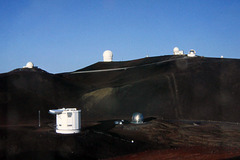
[173,47,184,55]
[131,112,144,124]
[23,62,34,68]
[103,50,113,62]
[187,49,196,57]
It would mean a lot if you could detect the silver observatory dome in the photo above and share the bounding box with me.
[131,112,144,124]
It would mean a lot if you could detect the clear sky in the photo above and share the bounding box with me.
[0,0,240,73]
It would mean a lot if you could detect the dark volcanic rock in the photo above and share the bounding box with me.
[0,68,83,124]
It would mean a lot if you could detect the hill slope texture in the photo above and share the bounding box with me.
[0,55,240,124]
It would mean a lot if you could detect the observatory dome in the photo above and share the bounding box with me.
[131,112,144,124]
[173,47,179,53]
[188,49,196,57]
[23,62,34,68]
[103,50,113,62]
[173,47,184,55]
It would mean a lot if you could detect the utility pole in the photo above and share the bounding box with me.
[38,110,41,127]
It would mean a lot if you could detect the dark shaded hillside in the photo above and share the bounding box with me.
[174,58,240,121]
[75,55,183,71]
[60,56,240,122]
[0,68,83,124]
[0,55,240,124]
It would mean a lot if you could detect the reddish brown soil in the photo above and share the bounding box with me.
[108,147,240,160]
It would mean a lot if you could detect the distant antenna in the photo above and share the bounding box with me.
[38,110,41,127]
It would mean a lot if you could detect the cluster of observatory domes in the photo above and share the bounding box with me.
[21,48,197,70]
[21,50,113,70]
[102,47,196,64]
[173,47,196,57]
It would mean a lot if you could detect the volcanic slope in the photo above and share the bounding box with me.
[0,68,84,124]
[60,55,240,122]
[0,55,240,125]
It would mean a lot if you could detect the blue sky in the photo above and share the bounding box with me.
[0,0,240,73]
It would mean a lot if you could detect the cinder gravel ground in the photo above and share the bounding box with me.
[1,118,240,159]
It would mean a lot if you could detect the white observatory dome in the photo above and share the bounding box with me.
[187,49,196,57]
[103,50,113,62]
[173,47,184,55]
[131,112,144,124]
[23,62,34,68]
[173,47,179,53]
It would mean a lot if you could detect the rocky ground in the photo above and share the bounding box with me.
[1,118,240,159]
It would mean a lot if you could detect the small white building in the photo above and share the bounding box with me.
[103,50,113,62]
[23,62,34,68]
[49,108,81,134]
[173,47,184,55]
[187,49,196,57]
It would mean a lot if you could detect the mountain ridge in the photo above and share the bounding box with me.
[0,55,240,124]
